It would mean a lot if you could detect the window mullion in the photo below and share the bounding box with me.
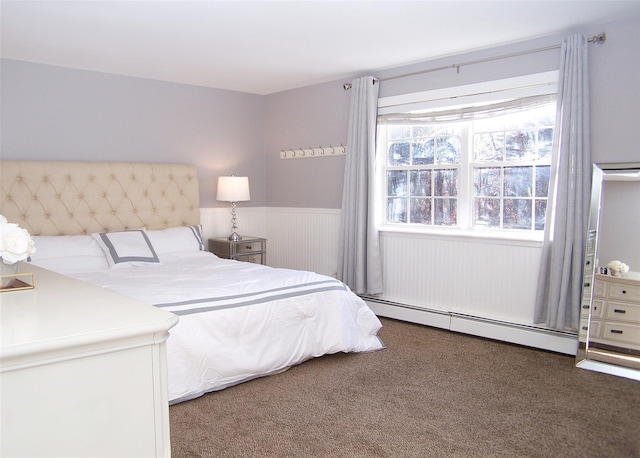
[459,124,471,230]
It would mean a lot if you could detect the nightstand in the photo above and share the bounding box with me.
[208,236,267,265]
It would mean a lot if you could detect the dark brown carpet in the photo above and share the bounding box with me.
[170,318,640,457]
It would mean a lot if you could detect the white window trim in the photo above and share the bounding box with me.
[379,223,544,248]
[378,71,558,115]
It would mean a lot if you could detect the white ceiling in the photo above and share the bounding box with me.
[2,1,640,95]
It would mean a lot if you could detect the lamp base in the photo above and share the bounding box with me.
[228,232,242,241]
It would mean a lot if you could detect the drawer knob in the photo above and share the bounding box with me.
[613,309,626,314]
[621,290,627,294]
[610,329,623,334]
[582,304,589,309]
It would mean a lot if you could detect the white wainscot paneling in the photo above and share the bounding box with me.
[201,206,339,277]
[200,207,267,243]
[379,231,542,324]
[369,230,577,354]
[265,207,341,277]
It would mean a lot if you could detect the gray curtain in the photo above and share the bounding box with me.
[337,76,383,295]
[534,34,591,330]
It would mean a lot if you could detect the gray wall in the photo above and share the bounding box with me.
[264,16,640,209]
[264,80,351,208]
[0,59,266,207]
[1,16,638,210]
[377,17,640,164]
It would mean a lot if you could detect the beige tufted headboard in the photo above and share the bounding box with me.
[0,161,200,236]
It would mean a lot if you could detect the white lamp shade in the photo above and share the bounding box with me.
[217,176,250,202]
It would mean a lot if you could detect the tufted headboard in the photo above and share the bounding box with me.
[0,161,200,236]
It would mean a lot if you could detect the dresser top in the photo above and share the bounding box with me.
[596,271,640,284]
[1,264,178,366]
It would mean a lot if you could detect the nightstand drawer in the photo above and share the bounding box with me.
[208,236,267,265]
[236,241,264,253]
[235,253,265,264]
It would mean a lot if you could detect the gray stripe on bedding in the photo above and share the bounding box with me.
[154,279,347,316]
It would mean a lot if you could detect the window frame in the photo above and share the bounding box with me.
[377,72,558,240]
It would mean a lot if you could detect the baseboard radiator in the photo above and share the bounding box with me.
[364,296,578,355]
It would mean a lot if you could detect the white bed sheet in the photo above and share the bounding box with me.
[53,251,384,403]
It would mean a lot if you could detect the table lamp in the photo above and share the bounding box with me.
[217,176,250,241]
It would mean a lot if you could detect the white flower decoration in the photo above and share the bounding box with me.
[0,215,36,265]
[606,260,629,277]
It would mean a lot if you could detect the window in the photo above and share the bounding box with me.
[377,73,557,234]
[471,106,554,230]
[384,125,461,226]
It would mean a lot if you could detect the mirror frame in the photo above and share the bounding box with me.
[576,162,640,381]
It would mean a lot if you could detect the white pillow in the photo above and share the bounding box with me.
[145,225,205,255]
[92,230,160,268]
[29,235,110,272]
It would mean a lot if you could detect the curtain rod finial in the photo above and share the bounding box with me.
[343,83,352,90]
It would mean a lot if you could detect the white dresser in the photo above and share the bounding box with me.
[589,272,640,352]
[1,264,179,458]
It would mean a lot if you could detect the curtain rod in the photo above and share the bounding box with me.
[343,33,606,90]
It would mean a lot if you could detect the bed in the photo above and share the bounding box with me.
[0,160,384,404]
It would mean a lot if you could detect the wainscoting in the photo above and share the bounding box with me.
[201,206,578,355]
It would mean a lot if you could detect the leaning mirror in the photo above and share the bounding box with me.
[576,162,640,381]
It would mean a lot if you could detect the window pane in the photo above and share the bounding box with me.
[387,170,407,197]
[474,198,500,228]
[388,142,410,166]
[535,199,547,230]
[410,198,431,224]
[411,141,434,165]
[387,198,406,223]
[474,167,501,197]
[388,125,410,140]
[504,199,532,229]
[504,166,532,197]
[436,135,461,164]
[434,169,457,197]
[474,117,502,132]
[535,166,550,197]
[474,132,504,162]
[505,130,535,161]
[435,198,457,226]
[410,170,431,196]
[538,127,554,159]
[412,125,435,138]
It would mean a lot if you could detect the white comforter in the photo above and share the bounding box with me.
[65,251,384,403]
